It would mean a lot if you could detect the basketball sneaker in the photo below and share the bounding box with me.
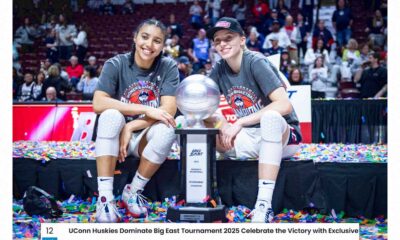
[121,184,148,218]
[249,200,274,223]
[95,196,121,223]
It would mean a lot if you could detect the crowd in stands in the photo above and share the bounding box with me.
[13,0,387,103]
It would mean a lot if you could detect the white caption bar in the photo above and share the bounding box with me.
[41,223,360,240]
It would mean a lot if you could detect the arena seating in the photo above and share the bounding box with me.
[15,0,372,75]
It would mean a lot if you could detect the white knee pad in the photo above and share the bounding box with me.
[259,111,287,166]
[142,123,176,165]
[95,109,125,157]
[260,110,287,143]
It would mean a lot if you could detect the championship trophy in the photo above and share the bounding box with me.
[166,74,227,222]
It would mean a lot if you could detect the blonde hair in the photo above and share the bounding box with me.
[347,38,358,50]
[48,65,60,78]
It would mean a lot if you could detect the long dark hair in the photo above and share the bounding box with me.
[313,56,325,68]
[130,19,168,70]
[313,38,328,53]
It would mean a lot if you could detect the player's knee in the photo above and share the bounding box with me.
[143,123,176,165]
[95,109,125,158]
[147,123,176,143]
[97,109,125,139]
[260,110,286,143]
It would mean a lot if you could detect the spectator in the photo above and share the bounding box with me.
[359,43,372,63]
[55,14,77,60]
[205,0,222,25]
[295,12,311,60]
[57,62,71,82]
[65,55,84,88]
[189,0,203,29]
[204,59,212,76]
[232,0,247,28]
[99,0,116,15]
[312,20,334,51]
[355,52,387,98]
[262,20,290,51]
[44,28,59,63]
[188,29,210,73]
[13,41,21,72]
[73,23,89,64]
[352,43,373,87]
[246,29,263,53]
[13,67,23,100]
[365,9,386,48]
[308,56,330,98]
[40,65,71,101]
[121,0,135,15]
[268,0,278,9]
[40,14,58,33]
[262,9,283,35]
[87,55,101,76]
[177,56,192,81]
[14,17,39,52]
[203,15,213,31]
[304,38,330,72]
[378,0,387,21]
[269,0,291,9]
[77,66,99,100]
[342,38,361,64]
[33,72,45,100]
[279,50,291,78]
[276,0,290,20]
[282,15,301,64]
[45,87,62,101]
[337,38,361,82]
[264,35,284,56]
[332,0,353,49]
[288,68,305,85]
[299,0,318,27]
[167,14,183,38]
[40,58,53,77]
[164,34,184,60]
[17,72,36,102]
[252,0,270,32]
[247,25,265,44]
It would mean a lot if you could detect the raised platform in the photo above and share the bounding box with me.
[13,142,387,219]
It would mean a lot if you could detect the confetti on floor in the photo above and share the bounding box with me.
[13,141,387,163]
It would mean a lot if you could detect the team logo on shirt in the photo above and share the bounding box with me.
[226,86,264,118]
[121,80,160,109]
[131,90,157,105]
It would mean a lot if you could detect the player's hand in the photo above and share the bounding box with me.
[144,107,176,128]
[118,124,133,163]
[219,122,242,150]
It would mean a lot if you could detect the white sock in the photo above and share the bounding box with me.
[97,177,114,201]
[130,171,149,193]
[255,179,275,209]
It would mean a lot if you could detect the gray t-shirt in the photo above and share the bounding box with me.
[96,52,179,121]
[209,50,301,135]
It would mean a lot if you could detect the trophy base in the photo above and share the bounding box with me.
[166,205,227,223]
